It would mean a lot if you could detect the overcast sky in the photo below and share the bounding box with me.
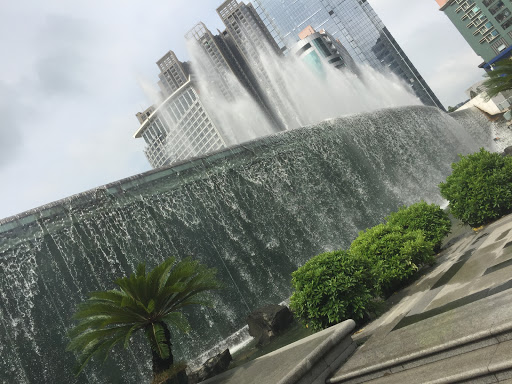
[0,0,485,220]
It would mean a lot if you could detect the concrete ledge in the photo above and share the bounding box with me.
[201,320,356,384]
[279,320,356,384]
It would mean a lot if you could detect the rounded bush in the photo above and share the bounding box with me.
[439,149,512,227]
[385,201,451,252]
[349,224,434,297]
[289,250,374,331]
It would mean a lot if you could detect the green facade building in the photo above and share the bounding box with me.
[439,0,512,69]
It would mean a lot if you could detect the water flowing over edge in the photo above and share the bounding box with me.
[0,105,507,383]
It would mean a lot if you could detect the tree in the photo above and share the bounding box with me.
[482,58,512,99]
[439,148,512,227]
[67,257,222,382]
[289,249,375,331]
[384,201,451,252]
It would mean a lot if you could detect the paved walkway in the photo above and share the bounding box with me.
[328,213,512,383]
[200,213,512,383]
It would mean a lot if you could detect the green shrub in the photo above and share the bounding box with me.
[385,201,451,252]
[289,250,375,331]
[439,148,512,227]
[349,224,434,297]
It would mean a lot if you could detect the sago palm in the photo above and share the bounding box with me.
[66,257,222,380]
[483,58,512,99]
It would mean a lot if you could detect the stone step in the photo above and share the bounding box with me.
[325,216,512,384]
[335,337,512,384]
[327,325,512,384]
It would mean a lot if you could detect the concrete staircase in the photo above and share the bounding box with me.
[327,318,512,383]
[328,214,512,384]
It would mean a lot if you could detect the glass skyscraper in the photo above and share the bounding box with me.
[252,0,445,110]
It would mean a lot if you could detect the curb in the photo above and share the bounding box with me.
[425,359,512,384]
[278,320,356,384]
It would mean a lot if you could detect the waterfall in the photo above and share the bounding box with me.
[0,106,497,383]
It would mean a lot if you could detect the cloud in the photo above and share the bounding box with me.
[34,14,95,96]
[0,0,493,220]
[370,0,485,107]
[0,82,28,168]
[36,52,87,95]
[428,52,485,105]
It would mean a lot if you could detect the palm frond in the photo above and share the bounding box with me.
[88,289,127,302]
[67,325,133,357]
[157,258,176,292]
[145,322,170,359]
[115,272,147,305]
[162,312,191,334]
[161,266,222,311]
[70,326,129,375]
[73,301,145,322]
[67,257,222,376]
[172,298,214,311]
[68,315,114,338]
[482,58,512,99]
[165,258,199,288]
[158,258,222,312]
[124,324,142,348]
[136,263,146,278]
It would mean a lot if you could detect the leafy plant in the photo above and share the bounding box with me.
[482,58,512,99]
[67,257,222,381]
[289,250,375,331]
[385,201,451,252]
[350,224,434,297]
[439,148,512,227]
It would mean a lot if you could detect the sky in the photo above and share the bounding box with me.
[0,0,486,220]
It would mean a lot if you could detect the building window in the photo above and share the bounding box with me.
[465,5,481,19]
[495,8,511,23]
[489,1,505,15]
[502,18,512,29]
[312,37,332,57]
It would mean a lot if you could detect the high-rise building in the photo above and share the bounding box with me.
[217,0,283,60]
[135,1,296,170]
[156,51,191,97]
[134,52,226,168]
[186,23,237,102]
[136,0,447,169]
[252,0,445,110]
[290,26,358,74]
[185,22,282,130]
[437,0,512,70]
[216,0,303,128]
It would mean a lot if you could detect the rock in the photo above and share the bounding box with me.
[246,304,294,346]
[188,349,232,384]
[502,146,512,157]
